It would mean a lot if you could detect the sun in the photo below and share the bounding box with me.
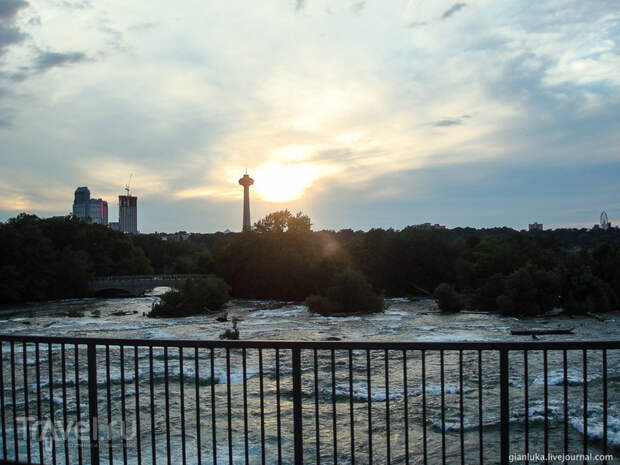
[253,163,317,202]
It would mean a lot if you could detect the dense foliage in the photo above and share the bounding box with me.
[433,283,463,313]
[148,276,231,317]
[305,268,384,315]
[2,212,620,316]
[253,209,312,234]
[0,214,151,303]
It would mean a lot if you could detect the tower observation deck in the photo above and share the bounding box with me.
[239,173,254,232]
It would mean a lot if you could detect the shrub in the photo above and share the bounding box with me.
[305,269,384,315]
[433,283,463,313]
[304,295,338,315]
[148,276,231,317]
[496,294,516,315]
[219,320,239,340]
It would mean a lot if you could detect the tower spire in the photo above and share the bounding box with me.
[239,172,254,232]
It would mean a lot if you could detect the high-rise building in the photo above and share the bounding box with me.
[72,186,108,225]
[529,222,543,231]
[119,195,138,234]
[239,173,254,232]
[72,186,90,219]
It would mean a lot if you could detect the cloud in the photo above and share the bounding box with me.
[0,2,89,80]
[0,82,14,127]
[0,0,28,56]
[428,119,463,127]
[0,25,26,55]
[478,49,620,167]
[407,21,427,28]
[0,113,12,128]
[0,0,28,19]
[1,0,619,231]
[441,3,466,19]
[33,50,87,72]
[351,2,365,14]
[127,22,158,32]
[1,68,29,81]
[55,1,91,9]
[306,158,620,230]
[98,21,124,52]
[0,49,89,84]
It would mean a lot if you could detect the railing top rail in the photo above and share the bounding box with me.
[89,274,210,281]
[1,334,619,350]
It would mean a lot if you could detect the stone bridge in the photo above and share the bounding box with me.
[88,274,210,296]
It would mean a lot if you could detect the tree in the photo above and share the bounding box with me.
[0,213,152,304]
[148,276,231,317]
[254,210,291,233]
[559,253,615,314]
[495,265,560,316]
[305,268,384,315]
[433,283,463,313]
[253,210,312,233]
[287,211,312,233]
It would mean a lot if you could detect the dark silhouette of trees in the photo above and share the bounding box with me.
[433,283,463,313]
[0,214,151,304]
[305,268,384,315]
[253,210,311,234]
[2,211,620,315]
[148,276,230,317]
[212,227,347,300]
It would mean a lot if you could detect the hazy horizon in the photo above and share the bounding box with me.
[1,1,618,232]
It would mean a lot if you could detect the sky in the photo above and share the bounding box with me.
[0,0,619,233]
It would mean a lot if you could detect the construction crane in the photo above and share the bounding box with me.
[125,174,133,196]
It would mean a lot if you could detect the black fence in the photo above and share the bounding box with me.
[89,275,211,282]
[0,336,618,465]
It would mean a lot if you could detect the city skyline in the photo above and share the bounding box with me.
[1,1,619,232]
[50,177,620,232]
[63,179,614,233]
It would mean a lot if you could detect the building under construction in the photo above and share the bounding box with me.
[118,194,138,234]
[108,176,139,234]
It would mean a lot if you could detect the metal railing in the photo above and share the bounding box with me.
[88,275,211,282]
[0,336,618,465]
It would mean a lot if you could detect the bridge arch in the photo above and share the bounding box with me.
[88,274,211,297]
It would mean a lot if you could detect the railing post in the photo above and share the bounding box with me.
[499,348,509,465]
[292,347,303,465]
[87,344,100,465]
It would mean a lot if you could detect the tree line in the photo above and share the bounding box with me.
[1,211,619,315]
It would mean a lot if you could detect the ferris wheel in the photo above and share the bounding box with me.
[600,211,609,230]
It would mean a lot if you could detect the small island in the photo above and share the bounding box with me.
[148,276,231,318]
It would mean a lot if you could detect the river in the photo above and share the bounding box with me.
[1,292,619,464]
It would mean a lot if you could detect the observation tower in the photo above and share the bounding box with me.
[239,172,254,232]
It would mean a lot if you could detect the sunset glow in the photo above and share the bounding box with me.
[0,1,617,231]
[253,163,321,202]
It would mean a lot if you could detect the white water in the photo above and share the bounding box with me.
[1,294,619,464]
